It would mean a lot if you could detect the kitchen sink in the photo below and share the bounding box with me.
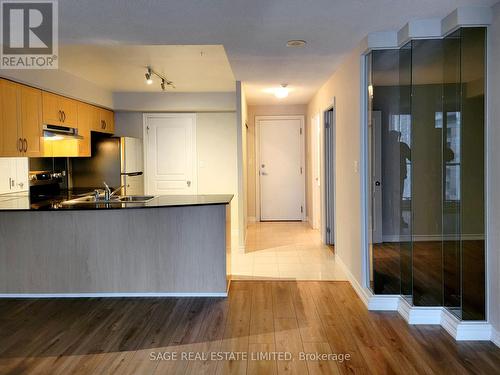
[62,194,155,205]
[118,195,155,202]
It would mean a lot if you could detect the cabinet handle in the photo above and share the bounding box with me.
[62,111,66,122]
[23,138,28,152]
[58,110,62,122]
[18,138,23,152]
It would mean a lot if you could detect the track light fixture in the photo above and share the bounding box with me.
[144,66,175,91]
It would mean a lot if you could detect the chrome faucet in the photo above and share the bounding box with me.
[103,182,111,201]
[102,182,126,201]
[110,184,126,198]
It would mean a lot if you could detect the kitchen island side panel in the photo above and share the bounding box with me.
[0,205,228,294]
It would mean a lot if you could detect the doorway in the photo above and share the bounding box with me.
[255,115,305,221]
[143,113,197,195]
[311,113,321,230]
[324,107,335,245]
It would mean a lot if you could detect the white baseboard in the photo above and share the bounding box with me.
[491,327,500,348]
[0,292,228,298]
[367,295,494,342]
[368,294,400,311]
[441,309,493,341]
[407,306,443,324]
[334,255,371,307]
[336,257,496,343]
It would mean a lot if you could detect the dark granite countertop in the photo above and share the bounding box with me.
[0,191,233,211]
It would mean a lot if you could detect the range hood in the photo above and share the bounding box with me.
[43,124,83,140]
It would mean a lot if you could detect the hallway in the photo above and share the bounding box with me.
[232,222,346,280]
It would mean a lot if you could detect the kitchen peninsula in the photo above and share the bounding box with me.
[0,194,232,296]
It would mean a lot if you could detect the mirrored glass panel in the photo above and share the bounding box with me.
[366,27,486,320]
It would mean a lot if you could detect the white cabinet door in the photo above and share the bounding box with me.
[144,114,197,195]
[0,157,28,194]
[15,157,28,192]
[0,159,13,194]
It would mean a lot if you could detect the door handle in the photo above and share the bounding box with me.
[261,171,268,176]
[18,138,23,152]
[375,181,381,186]
[187,180,191,187]
[23,138,28,153]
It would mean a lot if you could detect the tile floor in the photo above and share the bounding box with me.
[231,221,347,280]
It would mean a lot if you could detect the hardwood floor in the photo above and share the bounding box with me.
[0,281,499,374]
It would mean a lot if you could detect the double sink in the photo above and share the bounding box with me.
[62,194,156,206]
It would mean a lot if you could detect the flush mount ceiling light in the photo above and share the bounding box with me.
[144,66,175,91]
[286,39,307,48]
[274,84,289,99]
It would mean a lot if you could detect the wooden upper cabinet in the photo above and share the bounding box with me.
[42,92,78,128]
[0,79,43,157]
[89,106,114,134]
[60,97,78,128]
[76,102,91,157]
[100,109,115,134]
[0,79,21,156]
[20,86,43,157]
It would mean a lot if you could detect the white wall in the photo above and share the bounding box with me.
[114,111,239,248]
[113,92,236,112]
[0,70,113,108]
[487,2,500,344]
[307,45,365,283]
[236,81,248,251]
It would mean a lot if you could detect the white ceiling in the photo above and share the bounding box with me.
[59,45,235,92]
[58,0,497,104]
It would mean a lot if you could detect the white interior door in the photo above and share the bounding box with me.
[144,114,197,195]
[311,114,321,229]
[258,116,304,221]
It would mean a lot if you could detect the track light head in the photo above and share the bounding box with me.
[145,68,153,84]
[161,78,166,91]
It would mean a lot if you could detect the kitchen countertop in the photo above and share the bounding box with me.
[0,191,233,211]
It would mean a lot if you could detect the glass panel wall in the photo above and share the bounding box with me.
[442,30,462,317]
[411,38,444,307]
[399,42,413,302]
[366,27,486,320]
[460,27,486,320]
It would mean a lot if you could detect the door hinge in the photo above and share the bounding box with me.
[326,227,331,233]
[300,128,303,135]
[301,206,303,214]
[300,167,303,174]
[146,125,150,133]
